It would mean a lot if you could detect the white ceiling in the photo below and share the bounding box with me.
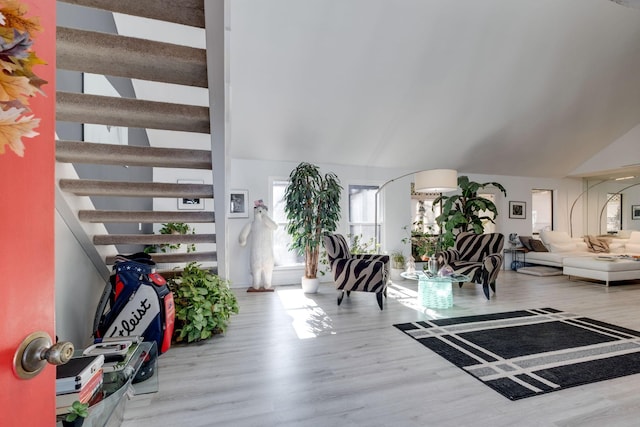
[227,0,640,179]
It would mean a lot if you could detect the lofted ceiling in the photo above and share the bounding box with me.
[227,0,640,179]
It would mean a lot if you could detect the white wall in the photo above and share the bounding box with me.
[227,159,585,288]
[55,212,106,348]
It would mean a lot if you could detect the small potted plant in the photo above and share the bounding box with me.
[159,222,196,253]
[390,250,406,281]
[62,401,89,427]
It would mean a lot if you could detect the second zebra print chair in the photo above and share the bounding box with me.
[435,232,505,300]
[323,234,390,310]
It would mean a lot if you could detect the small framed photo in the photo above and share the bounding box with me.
[229,190,249,218]
[632,205,640,220]
[177,179,205,210]
[509,201,526,219]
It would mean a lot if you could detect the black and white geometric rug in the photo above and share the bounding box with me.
[394,308,640,400]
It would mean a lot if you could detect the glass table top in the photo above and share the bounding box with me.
[400,270,470,282]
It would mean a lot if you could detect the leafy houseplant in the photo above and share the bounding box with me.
[283,162,342,289]
[434,176,507,249]
[62,401,89,427]
[167,262,239,343]
[158,222,196,253]
[390,250,406,270]
[347,233,378,255]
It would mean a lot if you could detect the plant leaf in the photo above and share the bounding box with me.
[0,106,39,156]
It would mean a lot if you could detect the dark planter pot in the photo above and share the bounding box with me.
[62,418,85,427]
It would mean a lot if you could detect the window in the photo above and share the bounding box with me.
[410,193,442,259]
[605,193,622,233]
[272,180,304,267]
[532,189,553,234]
[411,195,441,235]
[478,193,496,234]
[349,185,378,246]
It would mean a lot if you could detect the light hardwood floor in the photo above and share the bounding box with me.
[122,271,640,427]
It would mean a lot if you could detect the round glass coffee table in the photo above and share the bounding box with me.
[401,270,470,309]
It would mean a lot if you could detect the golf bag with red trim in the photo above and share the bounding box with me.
[93,252,175,356]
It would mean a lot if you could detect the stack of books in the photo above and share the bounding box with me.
[55,354,104,415]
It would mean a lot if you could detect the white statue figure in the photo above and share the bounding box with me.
[238,199,278,291]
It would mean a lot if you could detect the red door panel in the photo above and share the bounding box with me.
[0,1,56,425]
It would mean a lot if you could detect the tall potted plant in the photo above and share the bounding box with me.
[284,162,342,293]
[434,176,507,249]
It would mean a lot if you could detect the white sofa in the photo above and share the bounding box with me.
[522,231,592,267]
[520,230,640,285]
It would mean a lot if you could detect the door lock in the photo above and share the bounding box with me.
[13,331,75,379]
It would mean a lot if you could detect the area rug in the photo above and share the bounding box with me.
[394,308,640,400]
[516,266,563,276]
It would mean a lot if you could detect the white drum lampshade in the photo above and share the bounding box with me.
[414,169,458,193]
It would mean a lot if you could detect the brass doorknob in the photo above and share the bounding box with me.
[13,331,75,379]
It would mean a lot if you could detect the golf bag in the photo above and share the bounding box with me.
[93,252,175,356]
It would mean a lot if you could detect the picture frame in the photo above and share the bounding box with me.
[633,205,640,220]
[509,201,526,219]
[229,190,249,218]
[177,179,205,210]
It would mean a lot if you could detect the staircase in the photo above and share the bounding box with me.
[55,0,226,278]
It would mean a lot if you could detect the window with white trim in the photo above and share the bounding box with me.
[349,185,378,246]
[272,180,304,267]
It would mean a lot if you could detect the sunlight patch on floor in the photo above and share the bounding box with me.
[386,282,451,319]
[276,288,335,339]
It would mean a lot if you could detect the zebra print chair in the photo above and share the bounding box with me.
[436,232,504,300]
[323,234,390,310]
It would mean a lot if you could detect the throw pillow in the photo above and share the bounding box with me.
[519,236,533,251]
[529,239,549,252]
[583,235,609,253]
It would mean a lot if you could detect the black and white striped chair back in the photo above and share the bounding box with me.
[324,233,351,265]
[456,232,505,262]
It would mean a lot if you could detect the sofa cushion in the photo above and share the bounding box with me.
[626,243,640,254]
[616,230,634,239]
[628,231,640,244]
[583,235,609,253]
[540,230,573,245]
[609,241,626,253]
[549,242,578,252]
[530,239,549,252]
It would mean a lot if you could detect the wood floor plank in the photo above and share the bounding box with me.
[122,271,640,427]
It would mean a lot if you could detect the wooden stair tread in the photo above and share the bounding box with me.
[56,141,212,169]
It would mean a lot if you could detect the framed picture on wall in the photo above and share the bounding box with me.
[633,205,640,220]
[177,179,205,210]
[229,190,249,218]
[509,201,526,219]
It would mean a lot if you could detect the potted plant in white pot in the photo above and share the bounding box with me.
[284,162,342,293]
[390,250,406,281]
